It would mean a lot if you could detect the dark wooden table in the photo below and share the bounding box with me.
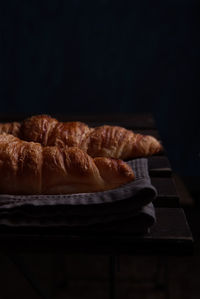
[0,113,194,299]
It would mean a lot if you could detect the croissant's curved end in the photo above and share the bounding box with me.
[94,157,135,190]
[132,134,163,157]
[143,135,163,155]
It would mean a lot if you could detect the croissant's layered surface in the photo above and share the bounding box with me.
[0,134,134,195]
[0,115,162,159]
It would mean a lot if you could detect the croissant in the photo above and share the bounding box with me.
[0,115,162,160]
[0,134,134,195]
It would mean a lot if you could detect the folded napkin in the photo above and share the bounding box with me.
[0,159,157,232]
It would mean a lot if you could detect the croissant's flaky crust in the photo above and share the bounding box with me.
[0,122,21,137]
[0,115,163,159]
[0,134,134,195]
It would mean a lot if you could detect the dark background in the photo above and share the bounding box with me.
[0,0,199,177]
[0,4,199,299]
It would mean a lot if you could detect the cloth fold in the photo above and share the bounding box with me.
[0,158,157,232]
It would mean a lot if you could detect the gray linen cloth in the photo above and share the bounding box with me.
[0,158,157,231]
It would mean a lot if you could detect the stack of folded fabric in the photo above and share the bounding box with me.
[0,159,157,234]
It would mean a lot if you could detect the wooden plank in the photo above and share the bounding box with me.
[150,208,192,240]
[0,208,193,255]
[0,113,156,129]
[148,156,172,177]
[173,175,194,206]
[148,208,193,255]
[151,177,179,207]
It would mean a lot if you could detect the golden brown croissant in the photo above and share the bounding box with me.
[0,134,134,195]
[0,115,162,160]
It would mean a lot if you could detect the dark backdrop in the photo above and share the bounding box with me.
[0,0,199,176]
